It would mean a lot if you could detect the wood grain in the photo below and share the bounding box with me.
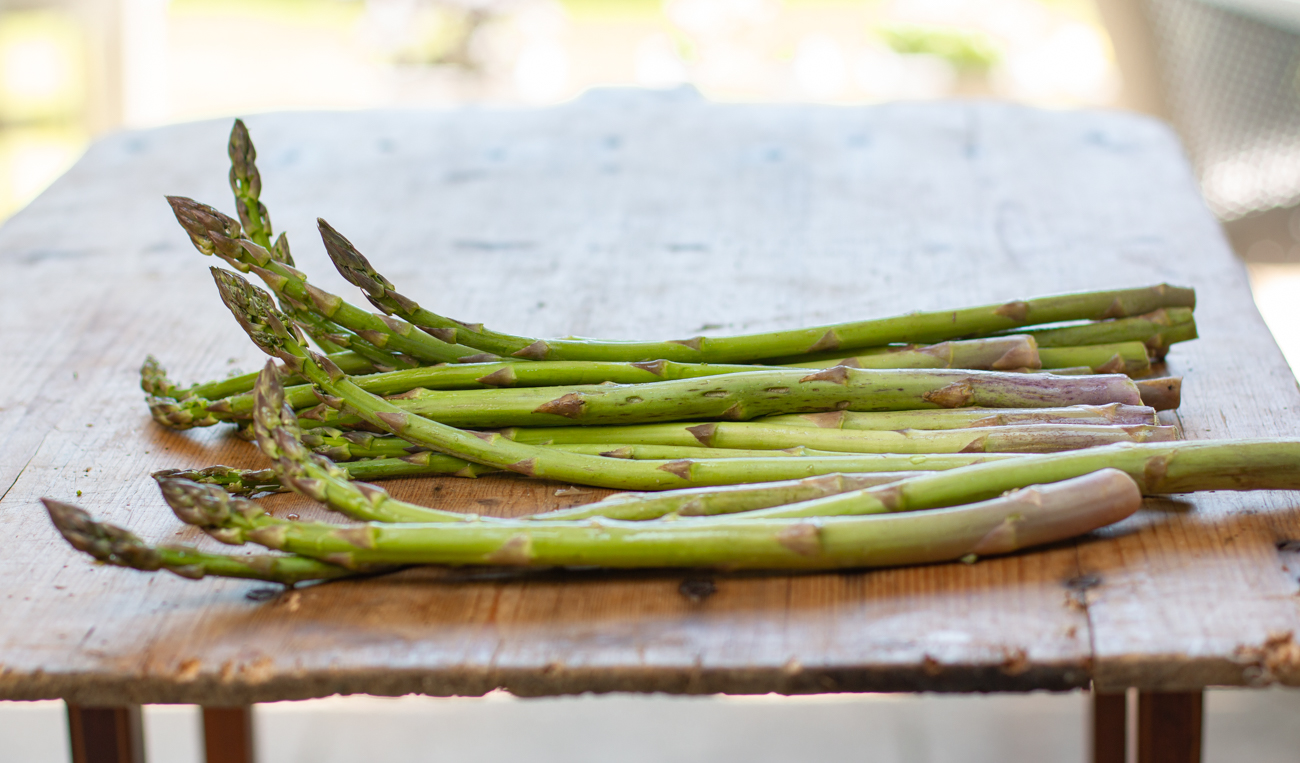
[0,92,1293,702]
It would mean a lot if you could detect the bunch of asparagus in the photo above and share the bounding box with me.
[52,119,1290,587]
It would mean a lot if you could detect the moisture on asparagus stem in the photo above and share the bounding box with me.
[43,498,360,585]
[213,267,1023,489]
[158,469,1143,571]
[320,218,1194,362]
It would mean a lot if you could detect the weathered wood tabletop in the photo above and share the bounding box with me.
[2,90,1298,706]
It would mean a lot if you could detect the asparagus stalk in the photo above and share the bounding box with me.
[1008,307,1197,358]
[498,421,1178,454]
[216,268,1022,490]
[161,469,1143,570]
[533,473,922,521]
[43,498,363,585]
[158,452,502,496]
[742,438,1300,520]
[168,196,492,365]
[296,364,1154,430]
[321,221,1193,361]
[249,363,486,524]
[251,369,946,524]
[773,335,1040,370]
[141,352,376,410]
[1038,341,1151,375]
[146,348,1098,431]
[760,404,1159,430]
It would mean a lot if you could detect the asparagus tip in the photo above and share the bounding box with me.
[43,498,163,571]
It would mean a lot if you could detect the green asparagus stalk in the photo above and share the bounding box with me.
[1038,341,1151,375]
[742,438,1300,520]
[157,452,502,496]
[532,473,922,521]
[217,269,1023,490]
[497,421,1178,454]
[142,352,377,410]
[146,348,1095,431]
[43,498,365,585]
[773,335,1041,370]
[249,363,486,524]
[159,469,1143,570]
[168,196,493,365]
[321,220,1194,361]
[1007,307,1197,358]
[303,405,1163,459]
[760,404,1159,430]
[295,363,1155,430]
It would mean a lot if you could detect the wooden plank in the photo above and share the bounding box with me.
[1092,691,1127,763]
[0,94,1288,702]
[67,704,144,763]
[202,706,255,763]
[1137,691,1202,763]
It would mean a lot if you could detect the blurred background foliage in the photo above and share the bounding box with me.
[0,0,1123,221]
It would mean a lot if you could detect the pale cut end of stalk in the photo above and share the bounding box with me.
[1136,377,1181,411]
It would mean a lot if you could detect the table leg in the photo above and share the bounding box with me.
[203,706,256,763]
[1137,691,1203,763]
[66,704,145,763]
[1092,690,1128,763]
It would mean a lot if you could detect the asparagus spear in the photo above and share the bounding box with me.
[142,352,377,409]
[227,119,272,251]
[497,421,1177,454]
[168,196,493,365]
[742,438,1300,520]
[159,469,1142,570]
[43,498,363,585]
[1008,307,1197,358]
[773,335,1040,370]
[295,363,1153,430]
[144,350,1079,431]
[304,405,1163,459]
[533,473,922,521]
[760,404,1159,430]
[321,221,1193,361]
[217,271,1025,490]
[1038,341,1151,375]
[249,363,486,524]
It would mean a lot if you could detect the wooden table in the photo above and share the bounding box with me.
[1,91,1295,763]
